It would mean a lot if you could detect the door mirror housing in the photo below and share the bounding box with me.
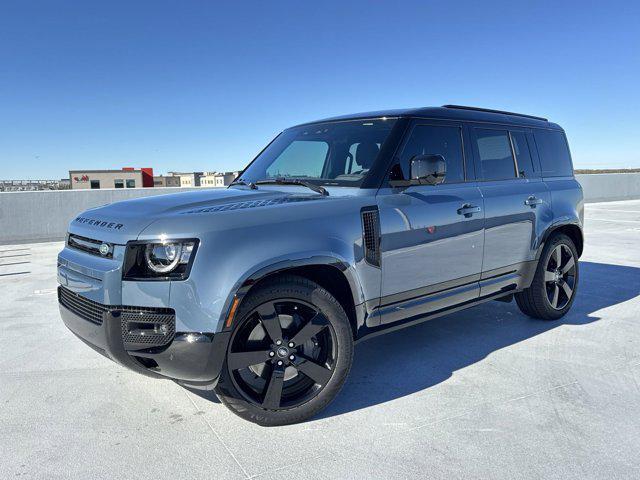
[410,154,446,185]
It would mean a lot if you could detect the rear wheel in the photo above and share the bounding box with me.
[516,233,579,320]
[215,275,353,426]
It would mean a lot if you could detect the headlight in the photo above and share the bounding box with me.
[123,239,198,280]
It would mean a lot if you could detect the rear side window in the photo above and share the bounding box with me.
[510,131,536,178]
[399,125,465,184]
[534,130,573,177]
[474,129,516,180]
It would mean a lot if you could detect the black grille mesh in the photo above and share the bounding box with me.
[120,311,176,346]
[58,287,175,348]
[59,286,106,325]
[361,208,381,267]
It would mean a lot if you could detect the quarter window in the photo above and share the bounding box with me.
[398,125,465,184]
[534,130,573,177]
[474,129,516,180]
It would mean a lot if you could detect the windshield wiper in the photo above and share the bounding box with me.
[229,178,257,189]
[255,178,329,196]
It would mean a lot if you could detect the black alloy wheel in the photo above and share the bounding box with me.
[544,243,576,310]
[228,298,337,410]
[215,275,353,426]
[516,233,579,320]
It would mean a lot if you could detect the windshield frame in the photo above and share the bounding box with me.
[235,116,406,189]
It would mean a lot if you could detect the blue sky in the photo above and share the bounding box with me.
[1,0,638,179]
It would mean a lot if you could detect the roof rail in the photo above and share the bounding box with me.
[442,105,548,122]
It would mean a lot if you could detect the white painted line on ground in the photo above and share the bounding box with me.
[585,218,640,224]
[588,209,640,214]
[33,288,57,295]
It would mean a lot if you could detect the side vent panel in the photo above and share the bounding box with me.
[361,207,381,267]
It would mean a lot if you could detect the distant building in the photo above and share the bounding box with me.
[0,179,70,191]
[168,172,203,188]
[69,168,154,189]
[199,171,241,187]
[153,175,181,187]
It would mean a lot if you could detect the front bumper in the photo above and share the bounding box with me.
[58,287,230,387]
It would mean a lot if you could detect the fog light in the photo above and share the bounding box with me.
[154,324,169,335]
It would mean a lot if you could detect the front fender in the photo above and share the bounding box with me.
[139,193,378,334]
[168,229,367,334]
[217,253,364,332]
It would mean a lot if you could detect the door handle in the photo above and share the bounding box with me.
[457,204,482,217]
[524,195,543,207]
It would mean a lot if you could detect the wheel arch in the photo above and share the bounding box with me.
[538,221,584,259]
[221,256,362,339]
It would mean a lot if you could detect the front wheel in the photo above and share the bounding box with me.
[516,233,579,320]
[214,275,354,426]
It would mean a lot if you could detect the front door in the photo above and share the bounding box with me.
[376,121,485,322]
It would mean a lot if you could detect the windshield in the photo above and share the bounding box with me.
[238,118,398,187]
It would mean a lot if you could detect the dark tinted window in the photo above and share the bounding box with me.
[474,129,516,180]
[399,125,464,184]
[510,131,535,178]
[534,130,573,177]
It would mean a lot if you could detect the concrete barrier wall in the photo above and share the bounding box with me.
[2,173,640,244]
[0,187,217,245]
[575,173,640,203]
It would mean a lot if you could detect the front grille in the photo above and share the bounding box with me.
[67,234,113,258]
[58,287,176,348]
[59,286,106,325]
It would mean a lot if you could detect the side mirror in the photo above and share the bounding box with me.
[410,154,446,185]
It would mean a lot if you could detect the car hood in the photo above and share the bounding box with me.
[67,187,327,243]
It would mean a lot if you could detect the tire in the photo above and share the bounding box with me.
[516,233,579,320]
[214,275,354,426]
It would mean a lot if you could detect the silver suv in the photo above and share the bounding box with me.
[58,105,584,425]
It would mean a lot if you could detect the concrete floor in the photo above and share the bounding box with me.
[1,200,639,479]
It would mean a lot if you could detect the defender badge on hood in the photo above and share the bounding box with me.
[74,216,124,230]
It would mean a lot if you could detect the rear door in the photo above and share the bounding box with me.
[376,120,485,322]
[468,124,552,296]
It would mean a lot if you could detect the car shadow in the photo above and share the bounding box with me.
[318,260,640,419]
[186,261,640,416]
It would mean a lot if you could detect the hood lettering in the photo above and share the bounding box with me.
[74,216,124,230]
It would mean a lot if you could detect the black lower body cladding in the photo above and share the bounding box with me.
[58,286,229,384]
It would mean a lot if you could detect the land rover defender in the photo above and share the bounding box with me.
[58,105,583,425]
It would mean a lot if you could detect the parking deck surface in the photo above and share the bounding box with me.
[1,200,639,479]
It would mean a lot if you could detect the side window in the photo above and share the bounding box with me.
[510,131,536,178]
[534,130,573,177]
[266,140,329,178]
[474,129,516,181]
[399,125,465,184]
